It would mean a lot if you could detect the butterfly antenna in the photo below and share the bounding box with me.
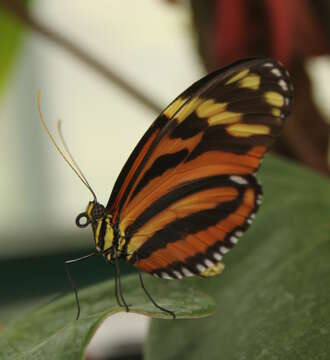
[57,120,97,201]
[37,90,97,201]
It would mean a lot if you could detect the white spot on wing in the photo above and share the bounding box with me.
[230,175,248,185]
[161,272,173,280]
[213,252,223,261]
[204,259,214,268]
[271,68,282,77]
[263,62,274,68]
[173,270,183,279]
[230,236,238,244]
[220,246,229,254]
[278,79,288,91]
[181,267,194,277]
[196,264,206,272]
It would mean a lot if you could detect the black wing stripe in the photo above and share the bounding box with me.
[125,174,242,238]
[130,148,189,201]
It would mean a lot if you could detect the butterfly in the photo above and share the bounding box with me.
[39,57,293,319]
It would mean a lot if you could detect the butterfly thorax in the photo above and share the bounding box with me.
[76,201,127,262]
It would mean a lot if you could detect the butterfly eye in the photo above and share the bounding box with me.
[76,212,90,228]
[91,203,105,219]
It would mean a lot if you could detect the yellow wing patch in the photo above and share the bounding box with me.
[208,111,242,126]
[163,97,187,119]
[226,68,249,85]
[264,91,284,107]
[196,99,241,125]
[200,262,225,277]
[272,108,281,117]
[239,74,260,90]
[196,99,227,118]
[227,124,270,137]
[175,97,203,123]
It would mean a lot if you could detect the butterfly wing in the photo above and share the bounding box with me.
[107,58,292,279]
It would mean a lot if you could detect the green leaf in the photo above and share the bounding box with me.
[0,273,215,359]
[0,6,26,97]
[145,156,330,360]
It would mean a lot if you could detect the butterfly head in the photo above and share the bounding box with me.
[76,201,105,228]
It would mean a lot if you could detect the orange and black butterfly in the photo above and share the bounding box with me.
[39,57,292,319]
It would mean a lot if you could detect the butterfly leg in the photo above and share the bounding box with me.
[65,252,97,320]
[113,255,130,312]
[114,268,124,307]
[136,256,176,320]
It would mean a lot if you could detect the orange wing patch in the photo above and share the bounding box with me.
[126,186,239,257]
[134,184,258,277]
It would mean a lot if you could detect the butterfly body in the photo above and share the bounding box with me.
[77,201,126,262]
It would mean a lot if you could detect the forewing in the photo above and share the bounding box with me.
[109,58,293,278]
[106,65,224,217]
